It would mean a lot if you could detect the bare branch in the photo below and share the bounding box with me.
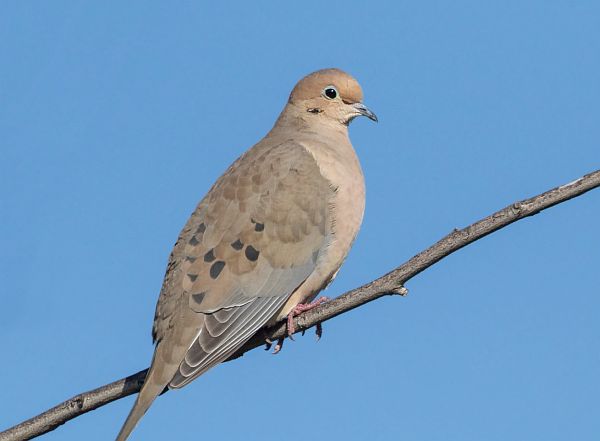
[2,169,599,441]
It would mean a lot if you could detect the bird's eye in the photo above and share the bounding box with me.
[323,86,338,100]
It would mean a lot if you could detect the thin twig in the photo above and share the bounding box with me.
[2,169,599,441]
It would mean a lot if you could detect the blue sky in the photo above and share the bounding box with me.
[2,2,599,440]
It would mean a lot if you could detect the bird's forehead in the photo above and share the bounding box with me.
[289,68,364,104]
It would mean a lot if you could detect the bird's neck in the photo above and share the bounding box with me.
[267,104,362,193]
[269,103,350,140]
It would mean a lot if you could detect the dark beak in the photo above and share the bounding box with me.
[352,102,378,122]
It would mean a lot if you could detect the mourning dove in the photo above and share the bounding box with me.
[116,68,377,440]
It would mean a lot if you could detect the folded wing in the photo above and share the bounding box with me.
[151,141,334,388]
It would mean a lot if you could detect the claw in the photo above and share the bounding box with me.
[316,322,323,341]
[272,337,285,355]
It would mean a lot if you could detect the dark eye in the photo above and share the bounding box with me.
[323,86,338,100]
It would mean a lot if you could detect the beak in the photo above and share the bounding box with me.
[352,102,378,122]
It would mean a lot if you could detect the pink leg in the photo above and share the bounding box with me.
[286,296,329,337]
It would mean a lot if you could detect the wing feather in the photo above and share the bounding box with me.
[151,140,334,388]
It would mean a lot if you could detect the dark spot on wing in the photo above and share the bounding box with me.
[210,261,226,279]
[196,223,206,234]
[231,239,244,250]
[204,249,216,262]
[185,256,197,263]
[245,245,260,262]
[189,236,200,246]
[192,292,206,304]
[251,218,264,232]
[187,273,198,282]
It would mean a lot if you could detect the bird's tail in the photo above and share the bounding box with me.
[115,351,177,441]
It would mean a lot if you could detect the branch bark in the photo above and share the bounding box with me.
[2,169,600,441]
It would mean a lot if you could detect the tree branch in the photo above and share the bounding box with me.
[2,169,599,441]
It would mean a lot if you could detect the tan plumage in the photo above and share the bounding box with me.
[116,68,376,440]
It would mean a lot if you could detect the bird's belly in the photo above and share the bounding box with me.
[271,172,365,323]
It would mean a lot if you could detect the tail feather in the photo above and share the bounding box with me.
[115,356,177,441]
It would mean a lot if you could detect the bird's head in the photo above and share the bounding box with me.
[288,68,377,126]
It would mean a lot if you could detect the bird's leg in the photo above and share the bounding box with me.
[286,296,329,338]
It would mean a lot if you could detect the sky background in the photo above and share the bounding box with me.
[1,2,599,440]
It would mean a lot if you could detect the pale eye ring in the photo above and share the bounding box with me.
[323,86,338,100]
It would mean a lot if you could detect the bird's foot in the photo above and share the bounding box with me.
[286,296,329,338]
[272,297,329,355]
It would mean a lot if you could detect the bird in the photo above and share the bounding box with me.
[116,68,377,440]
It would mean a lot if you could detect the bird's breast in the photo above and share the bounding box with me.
[272,137,366,321]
